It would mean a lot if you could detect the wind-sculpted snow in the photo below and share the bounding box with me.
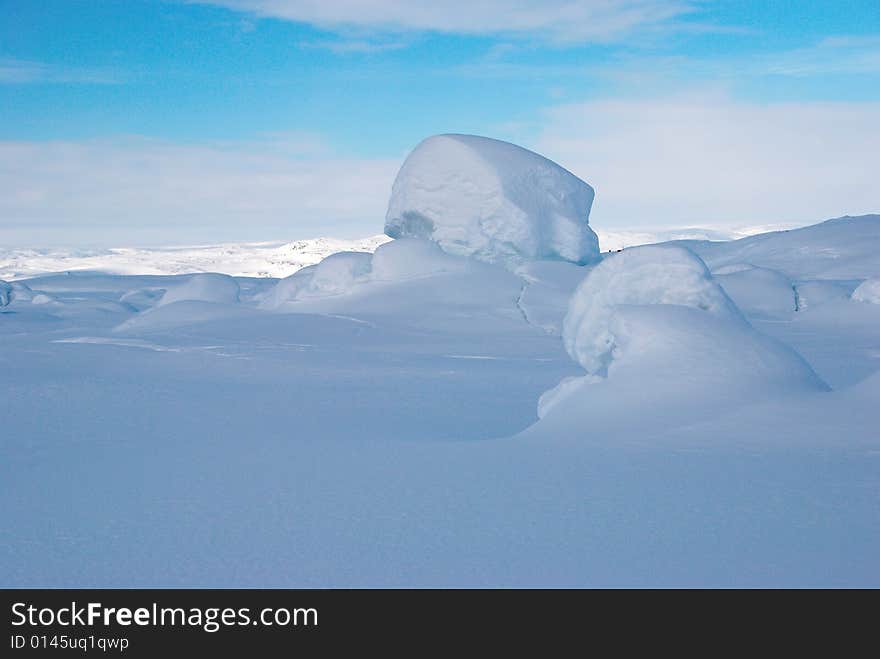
[514,260,591,335]
[157,273,240,307]
[262,251,372,308]
[714,264,797,318]
[539,245,827,425]
[370,238,469,281]
[385,134,600,266]
[562,246,742,376]
[263,239,484,309]
[3,214,880,587]
[682,214,880,280]
[0,280,11,306]
[852,278,880,304]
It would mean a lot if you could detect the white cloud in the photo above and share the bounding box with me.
[5,96,878,247]
[0,137,400,246]
[296,38,411,54]
[760,34,880,76]
[531,94,880,229]
[194,0,697,43]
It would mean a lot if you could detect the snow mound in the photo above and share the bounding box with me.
[713,265,796,318]
[852,278,880,304]
[157,273,240,307]
[794,280,851,309]
[31,293,55,305]
[536,245,827,426]
[563,245,741,375]
[0,280,11,306]
[10,282,34,303]
[370,238,469,281]
[119,288,164,311]
[681,214,880,280]
[536,301,827,429]
[385,134,599,266]
[515,260,591,335]
[263,251,372,308]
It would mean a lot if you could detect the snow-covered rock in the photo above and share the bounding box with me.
[0,280,12,306]
[157,273,240,307]
[713,264,796,318]
[537,246,827,427]
[563,245,741,376]
[852,278,880,304]
[263,251,372,308]
[385,134,599,267]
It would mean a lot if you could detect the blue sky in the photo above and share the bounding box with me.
[1,0,879,246]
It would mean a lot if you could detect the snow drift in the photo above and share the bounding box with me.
[262,251,372,308]
[158,273,240,307]
[385,134,599,267]
[370,238,469,281]
[0,280,11,306]
[683,214,880,280]
[714,264,797,318]
[562,245,742,376]
[852,278,880,304]
[537,245,827,425]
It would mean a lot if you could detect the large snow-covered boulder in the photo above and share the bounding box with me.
[385,134,599,266]
[852,278,880,304]
[157,273,240,307]
[537,246,827,425]
[563,246,742,376]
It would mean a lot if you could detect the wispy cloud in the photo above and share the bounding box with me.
[531,93,880,228]
[760,34,880,76]
[0,136,400,246]
[0,58,123,85]
[192,0,701,43]
[297,38,410,54]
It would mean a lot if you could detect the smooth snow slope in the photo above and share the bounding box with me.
[2,218,879,587]
[679,214,880,280]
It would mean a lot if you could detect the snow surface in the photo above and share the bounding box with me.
[2,215,880,587]
[370,238,470,281]
[385,134,599,266]
[714,265,797,318]
[681,214,880,281]
[852,278,880,304]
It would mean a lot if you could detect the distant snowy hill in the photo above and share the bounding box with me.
[0,235,391,280]
[0,226,792,280]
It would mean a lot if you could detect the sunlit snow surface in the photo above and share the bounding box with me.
[2,215,879,587]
